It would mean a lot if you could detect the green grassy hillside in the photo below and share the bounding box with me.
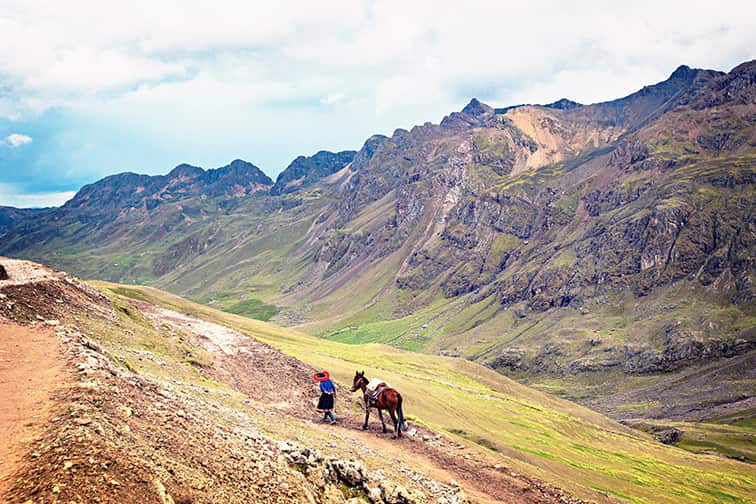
[96,281,755,504]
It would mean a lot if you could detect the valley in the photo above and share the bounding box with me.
[0,59,754,503]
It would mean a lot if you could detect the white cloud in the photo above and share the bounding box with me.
[0,1,753,179]
[0,185,75,208]
[320,93,346,106]
[1,1,753,117]
[4,133,32,147]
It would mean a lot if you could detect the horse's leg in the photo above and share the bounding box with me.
[388,407,400,438]
[378,409,387,433]
[363,402,370,430]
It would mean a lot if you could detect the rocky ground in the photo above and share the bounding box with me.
[0,257,590,504]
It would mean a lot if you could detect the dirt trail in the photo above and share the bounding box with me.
[0,323,68,493]
[139,302,319,414]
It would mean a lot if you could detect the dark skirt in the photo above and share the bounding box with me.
[317,393,334,412]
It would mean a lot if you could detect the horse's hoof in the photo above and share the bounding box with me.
[362,425,368,430]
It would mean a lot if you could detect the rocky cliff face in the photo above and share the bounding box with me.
[271,150,356,195]
[312,62,753,311]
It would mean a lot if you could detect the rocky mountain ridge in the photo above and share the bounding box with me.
[271,150,357,195]
[0,61,753,422]
[0,206,49,235]
[65,158,273,215]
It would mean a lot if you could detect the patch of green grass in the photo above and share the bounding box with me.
[223,298,279,321]
[110,286,152,302]
[626,419,755,463]
[590,485,636,503]
[705,409,756,430]
[512,445,557,461]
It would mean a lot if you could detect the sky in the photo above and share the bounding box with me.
[0,0,753,208]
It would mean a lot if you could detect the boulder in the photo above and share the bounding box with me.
[656,428,682,445]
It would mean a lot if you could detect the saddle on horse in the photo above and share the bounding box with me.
[365,378,391,406]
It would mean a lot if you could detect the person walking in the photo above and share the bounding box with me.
[313,370,336,424]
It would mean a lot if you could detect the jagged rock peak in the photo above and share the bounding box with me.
[210,159,273,185]
[729,59,756,77]
[670,64,696,80]
[462,98,494,116]
[270,150,355,195]
[351,135,388,172]
[214,158,269,176]
[544,98,583,110]
[168,163,204,178]
[220,159,259,170]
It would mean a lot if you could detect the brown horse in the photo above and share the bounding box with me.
[351,371,407,438]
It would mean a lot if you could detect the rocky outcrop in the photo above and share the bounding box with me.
[271,150,356,195]
[278,441,465,504]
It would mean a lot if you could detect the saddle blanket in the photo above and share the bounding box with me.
[366,378,391,402]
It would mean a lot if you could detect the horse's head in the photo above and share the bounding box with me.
[351,370,367,392]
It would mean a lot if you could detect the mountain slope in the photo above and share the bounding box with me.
[271,150,357,195]
[0,206,49,235]
[0,61,754,424]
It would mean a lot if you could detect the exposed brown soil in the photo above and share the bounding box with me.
[140,304,319,416]
[333,425,583,504]
[0,323,68,494]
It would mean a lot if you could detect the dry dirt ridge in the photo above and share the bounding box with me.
[0,257,592,504]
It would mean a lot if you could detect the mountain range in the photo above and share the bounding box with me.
[1,60,754,422]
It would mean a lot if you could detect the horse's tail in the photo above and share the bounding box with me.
[397,392,408,431]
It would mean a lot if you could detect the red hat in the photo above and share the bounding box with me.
[313,371,330,382]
